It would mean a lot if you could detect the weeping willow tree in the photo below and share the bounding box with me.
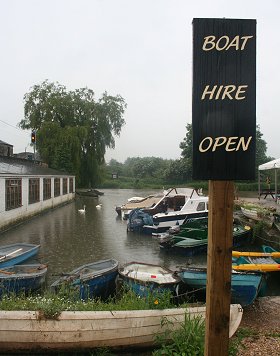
[19,80,126,187]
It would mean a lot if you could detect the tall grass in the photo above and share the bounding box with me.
[0,288,179,318]
[153,312,205,355]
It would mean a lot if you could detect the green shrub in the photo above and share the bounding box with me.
[153,313,205,356]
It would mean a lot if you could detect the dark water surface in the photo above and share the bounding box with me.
[0,189,279,295]
[0,189,203,286]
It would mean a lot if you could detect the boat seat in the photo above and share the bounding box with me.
[248,257,277,265]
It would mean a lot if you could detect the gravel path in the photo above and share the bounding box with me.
[236,297,280,355]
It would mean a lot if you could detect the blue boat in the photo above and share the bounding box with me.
[118,262,181,297]
[51,259,119,300]
[262,245,280,263]
[0,264,47,297]
[0,243,40,268]
[178,267,265,307]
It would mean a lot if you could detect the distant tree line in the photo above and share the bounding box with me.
[107,124,273,185]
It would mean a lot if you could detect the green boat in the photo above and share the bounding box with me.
[159,224,251,256]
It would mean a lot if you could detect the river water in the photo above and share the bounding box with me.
[0,188,279,295]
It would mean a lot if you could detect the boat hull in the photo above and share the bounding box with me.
[142,211,208,234]
[159,226,250,256]
[179,268,264,307]
[119,277,180,297]
[118,262,181,297]
[241,207,274,227]
[160,241,208,256]
[75,189,103,197]
[0,264,47,297]
[51,259,119,300]
[0,244,40,268]
[0,305,243,351]
[78,270,118,299]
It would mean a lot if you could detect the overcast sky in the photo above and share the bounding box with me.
[0,0,279,163]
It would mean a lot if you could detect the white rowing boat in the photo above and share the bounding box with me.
[0,304,243,351]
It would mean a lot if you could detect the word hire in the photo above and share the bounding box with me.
[201,85,248,100]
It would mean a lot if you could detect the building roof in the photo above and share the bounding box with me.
[0,156,74,177]
[0,140,13,147]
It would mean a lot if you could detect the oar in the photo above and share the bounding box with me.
[232,250,280,258]
[232,264,280,272]
[0,248,23,261]
[0,269,14,275]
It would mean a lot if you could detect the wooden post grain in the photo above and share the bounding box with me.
[204,180,234,356]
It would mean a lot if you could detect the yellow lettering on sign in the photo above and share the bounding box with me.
[199,136,252,152]
[236,136,252,151]
[202,35,254,51]
[199,137,213,152]
[212,137,227,151]
[201,85,248,100]
[225,137,238,151]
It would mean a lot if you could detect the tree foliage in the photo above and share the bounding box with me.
[19,80,126,186]
[255,124,274,168]
[123,157,169,179]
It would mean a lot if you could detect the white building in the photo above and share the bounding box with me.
[0,156,75,232]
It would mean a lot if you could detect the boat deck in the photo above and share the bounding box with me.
[123,196,163,210]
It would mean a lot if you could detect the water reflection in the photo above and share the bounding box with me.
[0,189,194,284]
[0,189,279,295]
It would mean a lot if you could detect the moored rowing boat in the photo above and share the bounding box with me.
[0,304,243,351]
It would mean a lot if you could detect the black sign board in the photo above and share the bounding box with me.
[192,18,256,180]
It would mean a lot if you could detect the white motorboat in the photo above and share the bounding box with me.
[144,195,208,234]
[117,187,201,220]
[115,193,164,219]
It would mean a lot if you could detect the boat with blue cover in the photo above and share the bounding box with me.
[127,189,208,234]
[0,243,40,268]
[51,259,119,300]
[118,262,181,297]
[178,267,265,307]
[0,264,47,297]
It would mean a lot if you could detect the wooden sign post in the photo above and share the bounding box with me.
[192,18,256,355]
[205,180,234,355]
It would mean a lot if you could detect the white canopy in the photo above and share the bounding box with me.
[258,158,280,200]
[259,158,280,171]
